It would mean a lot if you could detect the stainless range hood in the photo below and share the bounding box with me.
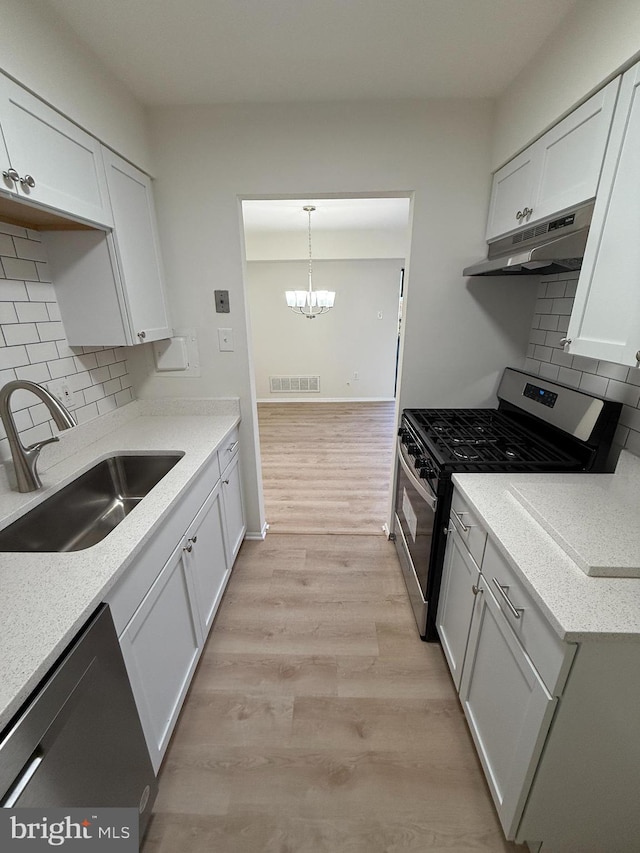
[463,201,594,276]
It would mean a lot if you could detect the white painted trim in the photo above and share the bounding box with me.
[256,396,395,404]
[244,521,269,540]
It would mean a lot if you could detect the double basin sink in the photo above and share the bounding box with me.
[0,454,183,552]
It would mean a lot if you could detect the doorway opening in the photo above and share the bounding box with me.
[241,195,412,535]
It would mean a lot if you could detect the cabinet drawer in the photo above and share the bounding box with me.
[218,427,239,472]
[450,490,487,567]
[482,537,574,694]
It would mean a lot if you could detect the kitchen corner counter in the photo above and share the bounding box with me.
[452,451,640,642]
[0,401,240,731]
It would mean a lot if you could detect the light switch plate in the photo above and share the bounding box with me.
[218,328,234,352]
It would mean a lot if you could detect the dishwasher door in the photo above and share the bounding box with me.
[0,605,157,835]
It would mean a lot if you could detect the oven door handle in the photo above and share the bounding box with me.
[397,439,438,511]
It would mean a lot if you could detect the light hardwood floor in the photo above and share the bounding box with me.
[142,403,523,851]
[257,402,396,534]
[143,535,523,852]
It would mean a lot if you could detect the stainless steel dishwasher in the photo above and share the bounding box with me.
[0,605,157,836]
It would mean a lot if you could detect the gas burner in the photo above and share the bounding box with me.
[503,446,523,461]
[451,436,498,447]
[453,446,481,461]
[430,421,449,434]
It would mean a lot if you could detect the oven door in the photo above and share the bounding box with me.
[393,439,438,636]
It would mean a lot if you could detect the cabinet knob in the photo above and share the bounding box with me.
[472,584,483,596]
[3,168,19,184]
[183,536,197,553]
[522,206,533,219]
[559,338,572,347]
[516,210,523,221]
[636,351,640,363]
[137,331,146,340]
[223,479,230,485]
[20,174,35,189]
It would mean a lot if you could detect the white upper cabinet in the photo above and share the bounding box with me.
[101,149,172,344]
[0,74,112,228]
[566,61,640,365]
[45,150,172,346]
[486,79,619,241]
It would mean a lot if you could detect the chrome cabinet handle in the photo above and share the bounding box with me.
[2,752,43,807]
[491,577,523,619]
[183,535,197,553]
[20,174,35,189]
[451,508,471,532]
[3,168,19,183]
[227,440,239,454]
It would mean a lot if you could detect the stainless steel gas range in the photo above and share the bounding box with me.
[392,368,622,641]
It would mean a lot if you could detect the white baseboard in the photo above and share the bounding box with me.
[256,396,395,404]
[244,521,269,541]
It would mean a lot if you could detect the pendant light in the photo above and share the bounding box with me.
[285,205,336,319]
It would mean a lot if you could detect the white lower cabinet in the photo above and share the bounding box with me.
[184,482,230,638]
[119,539,202,771]
[436,521,480,690]
[105,430,245,773]
[459,576,557,838]
[438,487,640,851]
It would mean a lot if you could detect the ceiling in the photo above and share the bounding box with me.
[242,198,411,234]
[43,0,577,106]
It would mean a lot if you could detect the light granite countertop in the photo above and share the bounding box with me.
[453,450,640,643]
[0,399,240,731]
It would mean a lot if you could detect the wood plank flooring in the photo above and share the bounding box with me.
[142,534,524,853]
[257,402,396,535]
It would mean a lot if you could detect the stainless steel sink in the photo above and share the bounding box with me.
[0,454,183,552]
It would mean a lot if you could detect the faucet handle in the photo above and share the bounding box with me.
[26,436,60,453]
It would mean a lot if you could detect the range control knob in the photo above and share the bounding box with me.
[406,443,420,458]
[419,466,435,480]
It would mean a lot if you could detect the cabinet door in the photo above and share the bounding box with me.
[221,453,245,564]
[486,146,539,241]
[534,79,619,224]
[0,75,112,227]
[119,539,202,773]
[102,148,172,344]
[184,482,230,639]
[567,63,640,365]
[436,522,480,690]
[459,578,557,840]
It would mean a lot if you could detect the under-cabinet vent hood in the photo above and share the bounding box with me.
[463,201,594,277]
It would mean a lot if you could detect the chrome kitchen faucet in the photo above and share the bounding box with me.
[0,380,76,492]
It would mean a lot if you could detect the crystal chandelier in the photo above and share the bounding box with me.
[285,205,336,319]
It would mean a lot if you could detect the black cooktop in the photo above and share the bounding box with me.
[403,408,583,472]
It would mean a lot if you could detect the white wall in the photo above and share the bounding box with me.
[247,259,402,400]
[128,98,538,536]
[492,0,640,168]
[0,0,152,172]
[245,227,410,260]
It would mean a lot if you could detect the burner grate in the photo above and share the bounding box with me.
[404,408,581,470]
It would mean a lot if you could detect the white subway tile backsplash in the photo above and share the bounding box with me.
[1,280,29,301]
[12,237,48,262]
[579,372,609,396]
[15,302,49,323]
[0,345,29,370]
[2,323,39,346]
[36,321,65,341]
[538,314,559,331]
[538,362,560,382]
[596,361,629,381]
[0,221,136,457]
[15,362,51,383]
[551,297,574,314]
[571,355,599,374]
[1,257,39,281]
[557,366,581,387]
[530,329,547,345]
[0,235,16,256]
[524,271,640,457]
[545,281,566,298]
[25,281,55,301]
